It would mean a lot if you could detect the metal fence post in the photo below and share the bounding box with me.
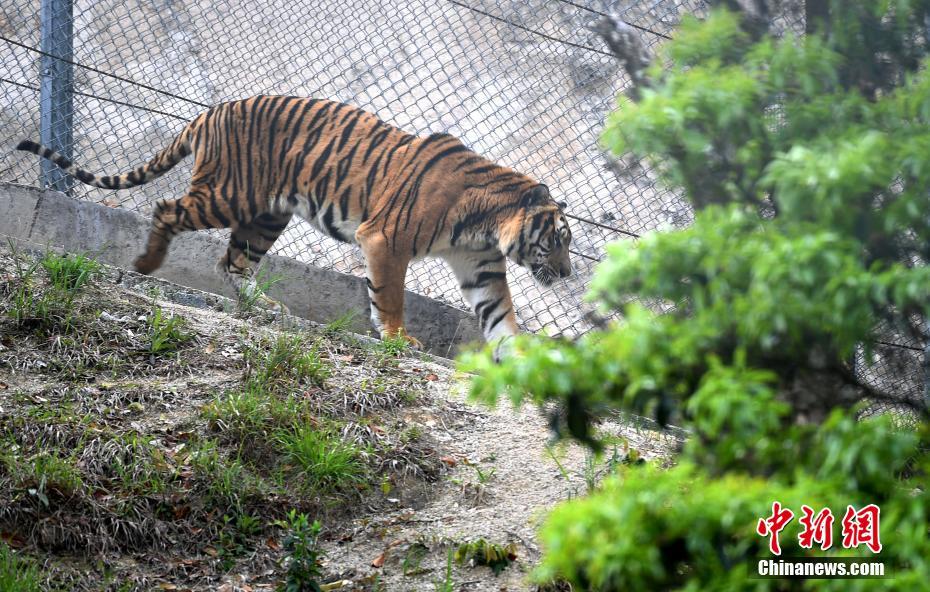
[924,338,930,412]
[39,0,73,194]
[925,13,930,414]
[805,0,829,34]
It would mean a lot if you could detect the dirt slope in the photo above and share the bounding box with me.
[0,245,677,591]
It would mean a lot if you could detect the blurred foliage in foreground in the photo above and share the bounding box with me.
[461,1,930,589]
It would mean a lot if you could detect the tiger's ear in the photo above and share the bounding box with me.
[520,184,550,208]
[556,200,567,209]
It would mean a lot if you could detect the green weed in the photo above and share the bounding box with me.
[235,512,263,536]
[432,548,455,592]
[583,450,598,494]
[0,543,43,592]
[22,451,84,506]
[466,461,496,485]
[203,382,315,449]
[322,310,358,337]
[216,513,264,571]
[401,542,430,576]
[204,334,328,443]
[188,440,266,512]
[105,433,169,494]
[400,425,423,443]
[203,384,274,438]
[147,305,192,354]
[7,250,44,325]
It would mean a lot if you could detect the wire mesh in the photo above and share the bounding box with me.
[0,0,924,409]
[1,0,704,336]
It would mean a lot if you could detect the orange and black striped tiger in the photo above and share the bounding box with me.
[17,95,573,353]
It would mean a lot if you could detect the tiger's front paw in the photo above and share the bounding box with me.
[492,335,519,363]
[381,328,423,350]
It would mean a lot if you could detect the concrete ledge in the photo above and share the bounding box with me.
[0,182,483,356]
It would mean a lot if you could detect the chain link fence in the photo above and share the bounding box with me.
[0,0,925,411]
[1,0,706,337]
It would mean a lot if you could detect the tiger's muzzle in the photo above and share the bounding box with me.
[532,262,571,286]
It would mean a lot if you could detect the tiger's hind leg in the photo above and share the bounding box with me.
[444,250,520,361]
[218,212,293,313]
[134,189,230,274]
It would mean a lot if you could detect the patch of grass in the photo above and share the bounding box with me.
[102,433,170,495]
[322,310,358,337]
[202,382,314,451]
[41,251,100,293]
[582,450,599,494]
[402,542,430,576]
[450,459,496,504]
[454,539,517,575]
[433,548,455,592]
[21,450,84,506]
[276,425,368,493]
[401,425,423,443]
[23,398,76,423]
[147,305,192,354]
[202,333,372,500]
[0,440,16,475]
[188,440,269,512]
[464,459,496,485]
[203,384,275,438]
[0,543,43,592]
[6,249,43,325]
[534,579,575,592]
[375,333,411,358]
[276,510,324,592]
[6,247,99,331]
[248,334,330,389]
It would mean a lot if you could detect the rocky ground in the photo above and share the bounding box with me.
[0,244,678,591]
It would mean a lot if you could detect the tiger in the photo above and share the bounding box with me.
[17,95,573,354]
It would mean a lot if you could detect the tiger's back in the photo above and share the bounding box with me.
[17,95,573,354]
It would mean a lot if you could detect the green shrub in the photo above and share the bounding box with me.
[462,2,930,589]
[277,510,324,592]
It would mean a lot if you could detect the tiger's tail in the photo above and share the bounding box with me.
[16,122,195,190]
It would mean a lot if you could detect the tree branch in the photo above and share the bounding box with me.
[708,0,773,40]
[805,0,830,35]
[592,16,653,101]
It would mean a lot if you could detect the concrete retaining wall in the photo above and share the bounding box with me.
[0,182,483,356]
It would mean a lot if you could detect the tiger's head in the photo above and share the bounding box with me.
[501,185,573,287]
